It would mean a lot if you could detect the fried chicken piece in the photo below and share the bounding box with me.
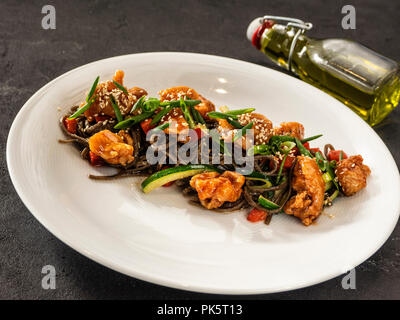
[217,112,274,149]
[335,155,370,196]
[88,130,134,166]
[158,86,215,119]
[158,107,189,137]
[117,130,134,146]
[157,86,213,141]
[284,156,325,226]
[190,171,245,209]
[83,70,147,121]
[274,122,305,140]
[238,113,274,146]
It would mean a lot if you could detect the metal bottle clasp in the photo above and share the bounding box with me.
[260,16,313,72]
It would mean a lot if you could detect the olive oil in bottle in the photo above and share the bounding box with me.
[247,16,400,126]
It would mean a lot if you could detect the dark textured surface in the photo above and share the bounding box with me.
[1,0,399,300]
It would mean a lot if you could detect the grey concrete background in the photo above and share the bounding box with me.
[1,0,399,299]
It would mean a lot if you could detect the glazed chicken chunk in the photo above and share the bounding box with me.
[335,155,371,196]
[159,86,215,117]
[158,86,215,137]
[284,156,325,226]
[274,122,305,140]
[88,129,134,166]
[218,112,274,149]
[190,171,245,209]
[83,70,147,121]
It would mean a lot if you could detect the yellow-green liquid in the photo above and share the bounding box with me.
[261,27,400,126]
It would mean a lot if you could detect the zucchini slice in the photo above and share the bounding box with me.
[258,195,280,210]
[141,164,220,193]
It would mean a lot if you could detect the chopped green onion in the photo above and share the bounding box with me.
[151,105,174,126]
[68,95,96,119]
[301,134,323,143]
[276,152,289,183]
[114,111,154,130]
[224,108,255,116]
[280,141,296,152]
[180,97,195,129]
[269,134,323,145]
[191,107,199,123]
[328,189,340,202]
[326,162,339,190]
[248,144,272,156]
[191,106,206,124]
[226,117,243,129]
[110,94,123,122]
[339,151,344,161]
[159,99,201,108]
[130,96,146,114]
[295,138,313,158]
[86,76,100,102]
[209,130,231,156]
[150,122,170,133]
[207,111,238,120]
[232,121,253,142]
[184,100,201,107]
[322,172,332,183]
[315,152,327,171]
[112,80,128,95]
[143,98,160,112]
[325,180,333,191]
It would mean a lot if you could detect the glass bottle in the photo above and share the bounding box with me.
[247,16,400,126]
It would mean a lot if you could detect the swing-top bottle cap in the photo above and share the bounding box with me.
[247,16,312,52]
[246,17,263,42]
[247,17,275,49]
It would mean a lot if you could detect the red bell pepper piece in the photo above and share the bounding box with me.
[247,208,267,222]
[63,117,77,134]
[189,127,203,141]
[89,151,104,167]
[282,154,296,169]
[328,150,348,162]
[140,118,155,134]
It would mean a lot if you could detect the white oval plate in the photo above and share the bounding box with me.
[7,53,400,294]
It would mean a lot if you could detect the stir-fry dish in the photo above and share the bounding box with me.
[59,70,371,226]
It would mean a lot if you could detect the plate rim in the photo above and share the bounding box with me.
[6,52,400,294]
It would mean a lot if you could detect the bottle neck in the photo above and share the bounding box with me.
[260,24,310,74]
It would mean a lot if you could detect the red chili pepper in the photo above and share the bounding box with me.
[303,142,310,150]
[63,118,77,134]
[247,208,267,222]
[89,151,104,167]
[251,20,275,50]
[328,150,348,162]
[140,118,155,134]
